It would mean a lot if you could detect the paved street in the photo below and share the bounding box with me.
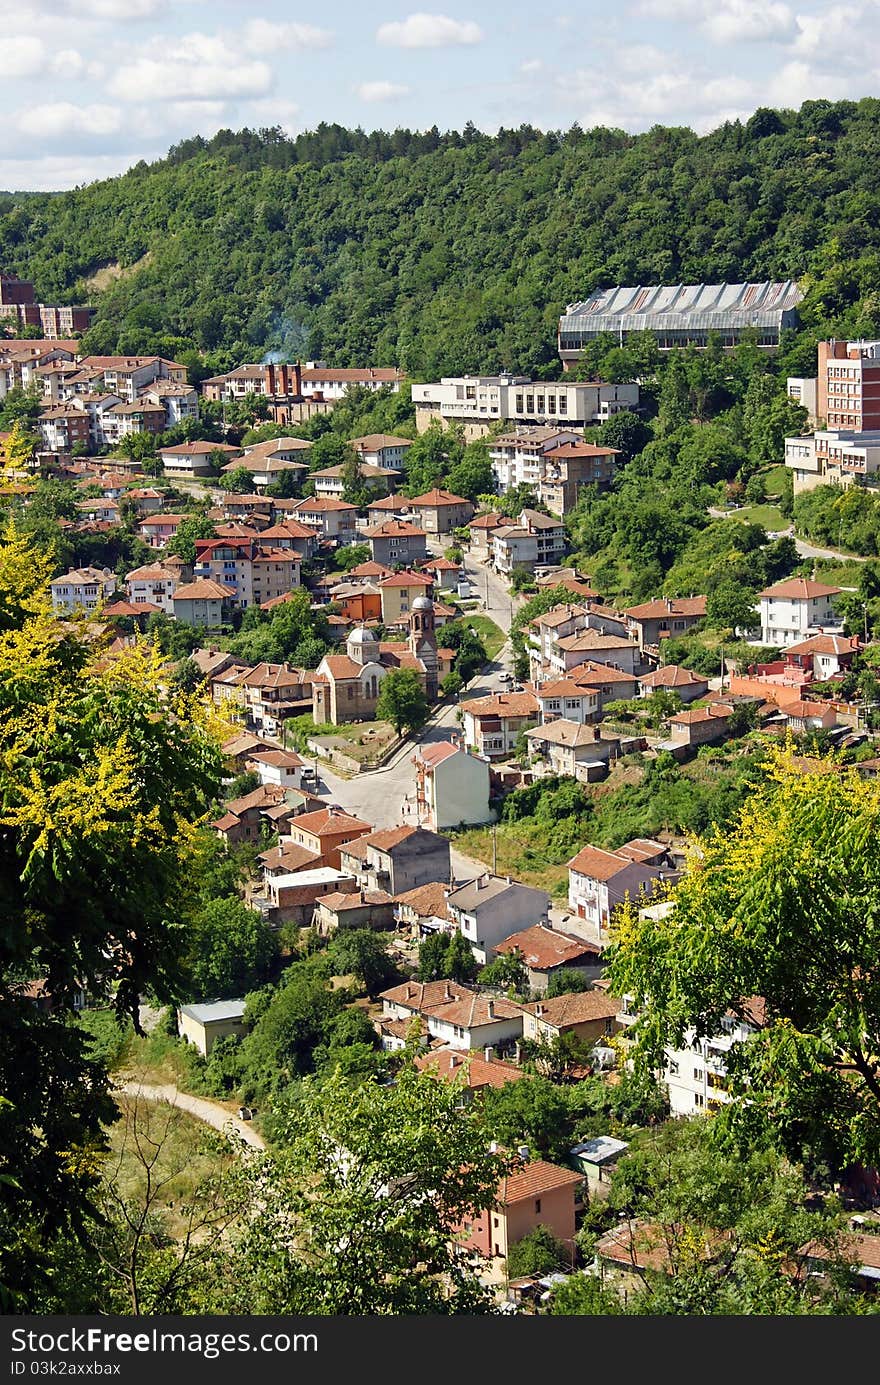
[309,556,524,882]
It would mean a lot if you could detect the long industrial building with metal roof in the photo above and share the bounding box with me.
[558,281,803,365]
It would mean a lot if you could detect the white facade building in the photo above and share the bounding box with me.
[757,577,842,647]
[412,375,638,437]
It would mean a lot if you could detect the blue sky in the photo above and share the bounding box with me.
[2,0,878,190]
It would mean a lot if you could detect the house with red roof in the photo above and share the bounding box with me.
[495,923,602,993]
[406,487,474,535]
[364,517,428,566]
[623,596,708,650]
[758,577,842,647]
[171,578,235,628]
[285,805,373,870]
[377,979,526,1052]
[337,824,451,896]
[460,690,541,759]
[292,495,358,543]
[567,839,677,946]
[458,1158,583,1266]
[522,987,620,1043]
[638,664,709,702]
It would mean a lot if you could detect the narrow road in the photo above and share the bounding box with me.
[118,1081,266,1151]
[707,508,866,564]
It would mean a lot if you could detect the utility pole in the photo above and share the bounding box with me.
[719,644,724,691]
[492,822,497,875]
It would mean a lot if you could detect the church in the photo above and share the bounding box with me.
[312,597,452,725]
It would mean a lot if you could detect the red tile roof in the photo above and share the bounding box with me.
[501,1160,583,1204]
[524,990,619,1027]
[496,925,599,969]
[291,807,372,837]
[407,488,472,507]
[758,578,841,600]
[172,579,235,600]
[624,597,707,620]
[415,1050,526,1089]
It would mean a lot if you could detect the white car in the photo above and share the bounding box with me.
[498,670,513,684]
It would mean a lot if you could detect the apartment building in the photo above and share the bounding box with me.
[491,509,566,575]
[757,577,842,647]
[193,538,300,609]
[489,427,582,492]
[785,428,880,494]
[49,566,116,613]
[818,338,880,431]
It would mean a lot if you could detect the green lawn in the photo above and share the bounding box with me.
[760,464,789,500]
[463,614,506,662]
[727,504,789,532]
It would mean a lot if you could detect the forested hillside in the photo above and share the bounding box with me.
[2,101,880,373]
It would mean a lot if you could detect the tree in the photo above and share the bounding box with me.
[610,748,880,1175]
[477,1074,571,1163]
[706,579,761,633]
[328,930,398,997]
[220,465,255,494]
[230,1068,509,1313]
[446,438,494,501]
[0,526,225,1306]
[375,668,430,737]
[506,1225,569,1278]
[478,949,529,995]
[167,514,216,564]
[181,897,279,1001]
[520,1030,595,1083]
[335,542,371,572]
[595,411,651,462]
[417,929,478,984]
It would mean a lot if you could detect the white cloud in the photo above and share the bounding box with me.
[0,152,144,192]
[702,0,795,42]
[49,48,85,77]
[14,101,123,139]
[520,58,544,74]
[241,19,333,54]
[376,12,483,47]
[107,32,272,101]
[69,0,167,17]
[356,80,411,101]
[636,0,795,42]
[239,98,301,137]
[7,35,44,75]
[793,3,874,60]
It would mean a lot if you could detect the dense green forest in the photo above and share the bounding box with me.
[3,101,880,372]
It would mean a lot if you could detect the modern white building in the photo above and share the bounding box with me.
[488,426,582,492]
[785,428,880,494]
[757,577,842,647]
[412,375,638,439]
[411,740,495,831]
[378,979,525,1051]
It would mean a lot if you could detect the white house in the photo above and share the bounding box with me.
[350,433,414,470]
[566,840,675,948]
[377,979,525,1052]
[411,740,495,830]
[445,873,551,965]
[49,566,116,614]
[125,563,179,614]
[757,577,842,647]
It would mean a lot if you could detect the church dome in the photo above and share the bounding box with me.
[348,624,379,645]
[411,595,433,612]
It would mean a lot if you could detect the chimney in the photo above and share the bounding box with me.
[449,1054,460,1069]
[536,1003,544,1018]
[266,363,276,396]
[517,1144,530,1160]
[444,982,453,1000]
[487,1000,495,1019]
[484,1044,494,1062]
[294,360,303,398]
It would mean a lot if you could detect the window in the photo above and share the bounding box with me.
[668,1059,679,1076]
[534,1199,541,1213]
[693,1068,703,1082]
[493,1216,500,1229]
[695,1093,704,1107]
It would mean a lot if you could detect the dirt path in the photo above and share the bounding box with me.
[118,1080,266,1151]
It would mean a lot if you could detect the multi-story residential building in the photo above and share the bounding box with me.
[228,437,313,490]
[558,281,802,364]
[49,566,116,613]
[786,376,818,423]
[100,400,167,446]
[364,518,428,567]
[38,403,91,453]
[193,538,300,609]
[292,496,359,543]
[285,806,373,871]
[818,338,880,431]
[125,563,179,614]
[623,597,708,650]
[158,441,242,479]
[77,356,186,402]
[491,509,566,575]
[377,570,434,624]
[406,488,475,535]
[757,577,842,647]
[143,382,199,428]
[538,441,620,515]
[460,690,540,759]
[524,719,624,780]
[566,839,676,947]
[489,427,582,493]
[527,602,629,679]
[311,462,399,498]
[0,272,94,335]
[411,740,494,830]
[549,629,641,677]
[533,677,601,724]
[338,824,451,896]
[137,513,188,549]
[412,375,638,439]
[377,979,525,1052]
[446,873,551,966]
[350,433,414,470]
[201,362,403,426]
[171,578,234,628]
[638,664,709,702]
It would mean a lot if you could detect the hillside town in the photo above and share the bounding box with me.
[6,253,880,1322]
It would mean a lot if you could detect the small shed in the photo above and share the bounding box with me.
[178,999,247,1057]
[569,1135,630,1197]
